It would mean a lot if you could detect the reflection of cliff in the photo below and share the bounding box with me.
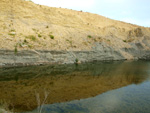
[0,61,149,112]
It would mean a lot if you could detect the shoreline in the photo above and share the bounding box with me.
[0,49,150,68]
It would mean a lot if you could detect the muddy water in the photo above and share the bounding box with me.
[0,61,150,112]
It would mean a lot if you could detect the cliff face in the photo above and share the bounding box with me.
[0,0,150,66]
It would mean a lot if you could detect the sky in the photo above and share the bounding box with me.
[31,0,150,27]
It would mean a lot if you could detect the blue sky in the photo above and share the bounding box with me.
[31,0,150,27]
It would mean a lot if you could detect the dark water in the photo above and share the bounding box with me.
[0,61,150,113]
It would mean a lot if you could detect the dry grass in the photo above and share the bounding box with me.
[0,0,150,51]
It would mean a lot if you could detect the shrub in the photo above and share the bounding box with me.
[14,46,18,54]
[38,34,42,38]
[87,35,92,38]
[8,33,15,36]
[28,45,33,49]
[49,35,54,39]
[75,58,78,63]
[10,29,15,32]
[24,39,28,43]
[123,40,127,42]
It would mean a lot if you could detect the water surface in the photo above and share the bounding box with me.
[0,61,150,112]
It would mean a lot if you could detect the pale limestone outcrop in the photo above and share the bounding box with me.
[0,39,150,67]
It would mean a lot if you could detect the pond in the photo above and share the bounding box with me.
[0,61,150,113]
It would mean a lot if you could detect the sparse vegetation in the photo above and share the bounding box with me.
[25,35,36,41]
[18,39,30,48]
[3,26,7,30]
[87,35,92,38]
[49,34,54,39]
[38,34,42,38]
[8,33,15,36]
[8,29,16,37]
[14,45,18,54]
[32,28,36,31]
[10,29,15,32]
[28,45,33,48]
[123,40,127,42]
[75,58,79,65]
[24,39,28,43]
[75,58,78,63]
[93,38,97,41]
[18,43,22,47]
[83,42,88,46]
[0,0,149,56]
[66,39,72,46]
[127,38,134,42]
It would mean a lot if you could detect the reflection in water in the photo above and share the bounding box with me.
[33,82,150,113]
[0,61,149,112]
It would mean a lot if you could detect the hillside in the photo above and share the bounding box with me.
[0,0,150,65]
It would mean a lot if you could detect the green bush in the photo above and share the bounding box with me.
[38,34,42,38]
[123,40,127,42]
[87,35,92,38]
[49,35,54,39]
[8,33,15,36]
[24,39,28,43]
[75,58,78,63]
[14,46,18,54]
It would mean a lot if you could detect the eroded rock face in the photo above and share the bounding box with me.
[0,40,150,66]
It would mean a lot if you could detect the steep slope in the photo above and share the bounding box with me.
[0,0,150,65]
